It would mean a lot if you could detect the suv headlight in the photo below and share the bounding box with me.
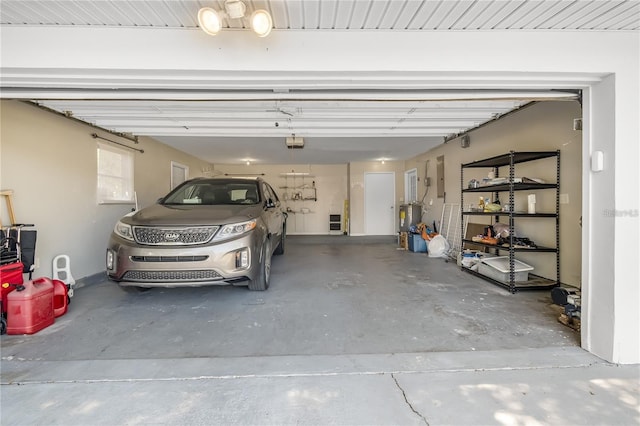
[214,219,257,241]
[114,221,134,241]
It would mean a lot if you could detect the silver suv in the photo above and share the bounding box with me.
[106,177,286,291]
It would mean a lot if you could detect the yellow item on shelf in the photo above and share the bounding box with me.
[484,203,502,212]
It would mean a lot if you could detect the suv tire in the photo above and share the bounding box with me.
[274,224,286,255]
[248,240,271,291]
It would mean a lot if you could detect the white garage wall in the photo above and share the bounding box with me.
[582,76,618,364]
[210,162,409,237]
[212,163,348,235]
[0,100,212,280]
[405,101,583,287]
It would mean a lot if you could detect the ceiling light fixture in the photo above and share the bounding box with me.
[250,10,273,37]
[197,2,273,37]
[197,7,222,36]
[224,0,246,19]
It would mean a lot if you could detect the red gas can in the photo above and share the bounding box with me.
[6,277,54,335]
[52,279,68,318]
[1,262,24,313]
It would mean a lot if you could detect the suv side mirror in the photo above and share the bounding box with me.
[265,198,276,209]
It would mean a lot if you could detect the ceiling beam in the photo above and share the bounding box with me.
[3,88,579,101]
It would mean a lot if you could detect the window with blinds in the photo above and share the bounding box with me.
[97,142,134,204]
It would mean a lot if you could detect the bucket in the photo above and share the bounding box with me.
[6,277,54,335]
[52,279,68,318]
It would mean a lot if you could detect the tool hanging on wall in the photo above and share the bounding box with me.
[1,190,38,279]
[1,190,16,227]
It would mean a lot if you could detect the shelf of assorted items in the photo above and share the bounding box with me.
[279,173,317,217]
[460,151,560,293]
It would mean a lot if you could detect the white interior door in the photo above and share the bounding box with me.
[364,172,395,235]
[405,168,418,203]
[171,161,188,190]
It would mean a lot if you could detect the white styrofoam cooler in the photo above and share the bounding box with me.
[479,256,534,282]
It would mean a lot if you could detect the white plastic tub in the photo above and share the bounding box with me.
[479,256,534,283]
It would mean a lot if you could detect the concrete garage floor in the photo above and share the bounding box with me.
[1,236,638,425]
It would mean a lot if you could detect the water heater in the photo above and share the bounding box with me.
[399,204,422,232]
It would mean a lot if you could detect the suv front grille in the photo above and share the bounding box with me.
[133,226,218,245]
[122,270,222,282]
[130,255,209,262]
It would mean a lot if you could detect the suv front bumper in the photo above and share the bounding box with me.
[106,231,263,288]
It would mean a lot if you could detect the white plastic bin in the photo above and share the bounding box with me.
[479,256,533,283]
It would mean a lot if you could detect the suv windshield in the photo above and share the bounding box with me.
[162,180,261,206]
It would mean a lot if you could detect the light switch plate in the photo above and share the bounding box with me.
[591,151,604,172]
[560,194,569,204]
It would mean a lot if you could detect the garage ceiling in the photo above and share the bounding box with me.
[2,0,637,31]
[1,1,637,164]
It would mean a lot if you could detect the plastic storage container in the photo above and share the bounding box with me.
[479,256,534,283]
[408,233,427,253]
[6,277,54,335]
[457,250,481,267]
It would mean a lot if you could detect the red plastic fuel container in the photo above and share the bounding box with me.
[1,262,24,312]
[7,277,54,335]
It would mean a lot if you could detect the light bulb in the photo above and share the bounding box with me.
[251,10,273,37]
[197,7,222,36]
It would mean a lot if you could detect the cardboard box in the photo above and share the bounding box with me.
[463,222,489,252]
[398,232,408,250]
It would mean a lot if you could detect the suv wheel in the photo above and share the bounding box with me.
[274,224,286,255]
[248,240,271,291]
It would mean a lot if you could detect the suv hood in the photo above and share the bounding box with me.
[123,203,262,226]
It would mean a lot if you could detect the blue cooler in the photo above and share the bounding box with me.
[408,233,427,253]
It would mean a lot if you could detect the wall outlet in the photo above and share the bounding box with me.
[560,194,570,204]
[573,118,582,131]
